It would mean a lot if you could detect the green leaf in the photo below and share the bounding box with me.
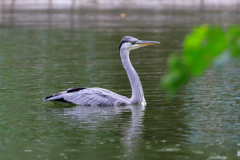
[161,24,240,95]
[183,25,227,75]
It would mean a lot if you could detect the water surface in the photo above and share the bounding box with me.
[0,9,240,160]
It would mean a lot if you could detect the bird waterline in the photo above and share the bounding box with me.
[44,36,159,106]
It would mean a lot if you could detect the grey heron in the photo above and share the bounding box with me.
[43,36,159,106]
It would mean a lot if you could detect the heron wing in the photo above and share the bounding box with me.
[63,87,130,106]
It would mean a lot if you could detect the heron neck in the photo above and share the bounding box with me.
[120,48,146,106]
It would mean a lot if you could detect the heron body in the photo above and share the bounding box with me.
[44,36,159,106]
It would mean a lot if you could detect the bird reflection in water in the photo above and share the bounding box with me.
[52,104,145,156]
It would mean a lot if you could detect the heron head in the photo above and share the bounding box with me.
[119,36,159,52]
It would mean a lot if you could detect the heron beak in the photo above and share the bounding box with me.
[138,40,160,47]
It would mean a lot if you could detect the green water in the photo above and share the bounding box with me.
[1,9,240,160]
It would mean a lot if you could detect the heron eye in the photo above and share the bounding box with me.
[131,41,136,45]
